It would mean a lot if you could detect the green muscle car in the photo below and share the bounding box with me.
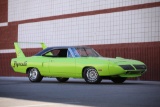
[11,42,147,84]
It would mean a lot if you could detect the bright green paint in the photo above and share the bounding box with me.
[11,42,147,79]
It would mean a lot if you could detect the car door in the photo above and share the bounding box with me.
[49,48,76,77]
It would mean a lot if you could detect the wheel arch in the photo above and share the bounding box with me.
[26,67,39,74]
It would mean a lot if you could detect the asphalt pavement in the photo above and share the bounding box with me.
[0,77,160,107]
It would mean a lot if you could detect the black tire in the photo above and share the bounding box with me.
[56,77,69,83]
[111,77,127,84]
[28,68,43,82]
[83,67,102,84]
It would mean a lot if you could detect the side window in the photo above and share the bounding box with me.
[70,48,80,57]
[76,48,87,57]
[52,50,60,56]
[67,50,72,58]
[43,49,68,57]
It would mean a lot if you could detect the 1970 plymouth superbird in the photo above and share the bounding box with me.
[11,42,147,84]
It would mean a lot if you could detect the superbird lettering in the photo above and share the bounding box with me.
[13,61,27,67]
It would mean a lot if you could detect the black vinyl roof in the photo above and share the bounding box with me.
[35,46,90,56]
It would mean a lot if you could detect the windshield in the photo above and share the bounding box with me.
[73,47,101,57]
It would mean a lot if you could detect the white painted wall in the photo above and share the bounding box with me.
[8,0,160,22]
[18,7,160,47]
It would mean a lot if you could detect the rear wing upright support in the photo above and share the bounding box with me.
[14,42,48,58]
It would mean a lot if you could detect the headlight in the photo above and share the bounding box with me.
[133,65,147,70]
[119,65,135,70]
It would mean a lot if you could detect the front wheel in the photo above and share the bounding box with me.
[111,77,127,84]
[28,68,43,82]
[56,77,69,83]
[83,67,102,84]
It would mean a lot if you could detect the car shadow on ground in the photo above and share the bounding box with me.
[0,77,149,85]
[39,79,145,86]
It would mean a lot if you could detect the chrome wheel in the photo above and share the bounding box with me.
[28,68,43,82]
[86,69,98,82]
[83,67,102,84]
[29,68,38,80]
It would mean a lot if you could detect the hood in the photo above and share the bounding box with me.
[97,57,144,65]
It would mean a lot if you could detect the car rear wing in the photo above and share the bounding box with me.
[14,42,48,58]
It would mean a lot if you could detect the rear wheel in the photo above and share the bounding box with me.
[28,68,43,82]
[111,77,127,84]
[56,77,69,82]
[83,67,102,84]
